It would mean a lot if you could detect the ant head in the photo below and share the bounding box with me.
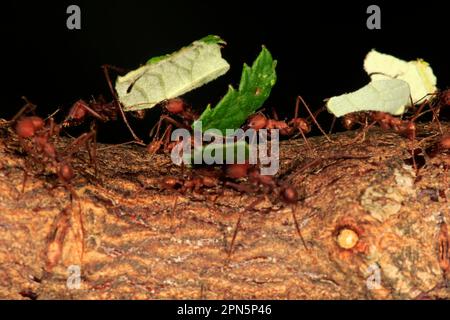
[290,118,310,133]
[247,114,268,130]
[280,185,298,204]
[63,100,89,126]
[165,98,185,114]
[163,176,181,189]
[147,140,162,154]
[59,163,74,182]
[70,100,89,120]
[342,114,356,130]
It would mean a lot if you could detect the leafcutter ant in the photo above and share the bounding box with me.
[223,163,308,261]
[245,96,332,152]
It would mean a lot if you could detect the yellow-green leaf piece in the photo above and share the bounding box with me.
[115,35,230,111]
[364,49,437,104]
[326,79,411,117]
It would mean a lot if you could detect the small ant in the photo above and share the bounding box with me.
[13,102,97,193]
[147,98,198,156]
[222,163,308,260]
[342,111,416,140]
[161,174,219,193]
[246,96,332,151]
[157,168,222,218]
[63,97,118,127]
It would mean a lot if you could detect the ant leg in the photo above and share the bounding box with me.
[427,102,443,134]
[149,116,163,138]
[226,197,264,262]
[171,195,179,217]
[271,107,280,121]
[66,102,106,125]
[65,185,85,264]
[409,125,419,175]
[148,124,172,157]
[62,131,96,162]
[11,97,37,123]
[86,126,98,177]
[296,96,333,143]
[291,205,308,250]
[102,64,130,75]
[328,116,337,135]
[162,124,174,150]
[227,210,243,262]
[18,164,29,199]
[101,65,144,145]
[160,114,191,130]
[351,119,376,144]
[296,127,313,154]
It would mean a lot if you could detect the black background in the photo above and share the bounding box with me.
[2,0,448,142]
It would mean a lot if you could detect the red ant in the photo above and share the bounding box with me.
[61,65,143,144]
[13,108,88,268]
[13,103,97,193]
[157,168,222,218]
[343,111,417,141]
[246,96,333,151]
[147,98,198,156]
[100,65,199,148]
[162,174,219,193]
[222,163,308,260]
[63,97,118,127]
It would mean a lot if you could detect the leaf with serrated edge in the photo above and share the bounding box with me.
[115,35,230,112]
[326,79,411,117]
[193,46,277,135]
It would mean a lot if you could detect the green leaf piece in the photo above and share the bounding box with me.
[115,35,230,112]
[193,46,277,135]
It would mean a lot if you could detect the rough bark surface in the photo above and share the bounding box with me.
[0,119,449,300]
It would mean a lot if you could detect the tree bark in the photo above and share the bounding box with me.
[0,119,449,300]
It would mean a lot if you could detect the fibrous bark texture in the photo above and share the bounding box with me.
[0,119,449,299]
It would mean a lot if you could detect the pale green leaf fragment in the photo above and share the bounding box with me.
[115,36,230,112]
[326,79,411,117]
[364,49,437,104]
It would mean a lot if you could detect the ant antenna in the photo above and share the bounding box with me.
[101,65,144,145]
[296,96,333,143]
